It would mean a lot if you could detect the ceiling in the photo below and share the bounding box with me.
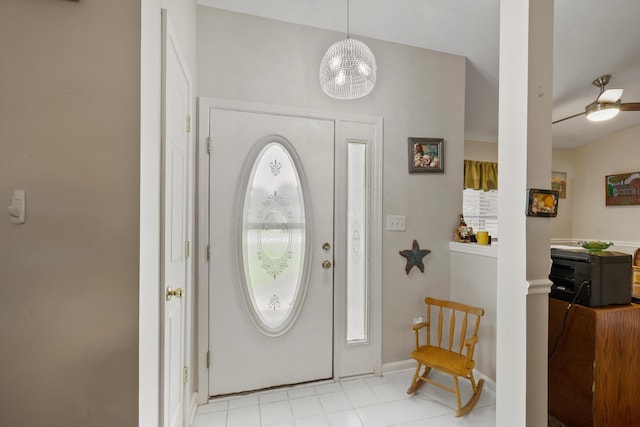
[198,0,640,149]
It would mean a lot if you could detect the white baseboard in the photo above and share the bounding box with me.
[381,359,417,374]
[187,392,199,427]
[382,359,496,395]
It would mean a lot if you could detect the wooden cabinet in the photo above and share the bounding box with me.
[633,248,640,299]
[548,298,640,427]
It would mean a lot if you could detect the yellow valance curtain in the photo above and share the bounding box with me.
[464,160,498,191]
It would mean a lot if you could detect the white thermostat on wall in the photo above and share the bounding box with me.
[8,189,25,224]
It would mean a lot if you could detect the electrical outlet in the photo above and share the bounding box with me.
[387,215,406,231]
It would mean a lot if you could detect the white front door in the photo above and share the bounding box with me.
[161,11,191,427]
[208,109,335,395]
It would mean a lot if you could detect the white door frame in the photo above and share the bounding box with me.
[161,10,195,426]
[196,98,383,402]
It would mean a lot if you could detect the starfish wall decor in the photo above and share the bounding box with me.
[399,240,431,274]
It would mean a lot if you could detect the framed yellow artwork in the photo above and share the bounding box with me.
[526,189,559,217]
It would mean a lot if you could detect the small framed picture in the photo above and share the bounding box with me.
[408,137,444,173]
[605,172,640,206]
[551,171,567,198]
[526,189,559,217]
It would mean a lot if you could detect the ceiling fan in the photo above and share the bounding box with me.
[553,74,640,124]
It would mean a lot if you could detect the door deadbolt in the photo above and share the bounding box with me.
[322,242,331,251]
[166,286,184,301]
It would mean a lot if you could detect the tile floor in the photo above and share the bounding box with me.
[193,370,496,427]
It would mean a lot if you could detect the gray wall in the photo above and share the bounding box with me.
[450,250,497,380]
[196,7,466,365]
[464,139,498,162]
[0,1,140,425]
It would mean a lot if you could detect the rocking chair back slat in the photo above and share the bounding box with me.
[448,310,455,351]
[426,304,432,345]
[437,306,444,348]
[459,313,468,354]
[472,315,482,354]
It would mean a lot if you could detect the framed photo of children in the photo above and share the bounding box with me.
[408,137,444,173]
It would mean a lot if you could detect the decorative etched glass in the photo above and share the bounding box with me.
[347,141,368,343]
[238,137,310,336]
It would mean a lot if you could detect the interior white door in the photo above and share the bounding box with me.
[208,109,335,395]
[162,11,191,427]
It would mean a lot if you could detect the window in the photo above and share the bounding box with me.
[463,188,498,238]
[239,139,310,336]
[347,141,368,343]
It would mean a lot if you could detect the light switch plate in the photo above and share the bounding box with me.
[387,215,406,231]
[9,189,25,225]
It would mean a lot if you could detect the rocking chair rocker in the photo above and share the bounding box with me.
[407,297,485,417]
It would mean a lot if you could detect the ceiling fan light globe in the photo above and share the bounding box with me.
[597,88,623,103]
[585,101,621,122]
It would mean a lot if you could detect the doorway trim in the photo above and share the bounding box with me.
[160,9,195,427]
[196,98,383,402]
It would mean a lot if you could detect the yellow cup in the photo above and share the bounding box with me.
[476,231,489,245]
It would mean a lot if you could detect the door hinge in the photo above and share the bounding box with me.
[206,245,210,262]
[207,136,212,155]
[183,367,189,384]
[186,115,192,133]
[185,240,190,258]
[206,350,210,369]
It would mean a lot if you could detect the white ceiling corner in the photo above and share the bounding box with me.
[197,0,640,149]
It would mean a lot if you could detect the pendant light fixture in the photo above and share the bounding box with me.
[319,0,377,99]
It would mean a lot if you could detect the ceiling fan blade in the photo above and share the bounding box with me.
[552,111,585,124]
[620,102,640,111]
[597,88,623,103]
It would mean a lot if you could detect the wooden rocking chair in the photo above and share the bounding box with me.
[407,297,485,417]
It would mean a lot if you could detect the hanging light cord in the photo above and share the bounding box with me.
[347,0,351,39]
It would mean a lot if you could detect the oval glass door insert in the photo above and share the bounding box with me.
[238,136,311,336]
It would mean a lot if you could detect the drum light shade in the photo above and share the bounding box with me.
[585,101,621,122]
[319,38,377,100]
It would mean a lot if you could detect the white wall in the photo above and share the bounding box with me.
[551,148,573,239]
[450,248,497,380]
[465,140,498,162]
[497,1,555,425]
[571,124,640,243]
[196,7,466,366]
[0,1,140,425]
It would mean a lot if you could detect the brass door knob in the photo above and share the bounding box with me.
[322,260,332,269]
[166,286,184,301]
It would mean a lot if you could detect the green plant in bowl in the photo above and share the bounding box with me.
[578,241,614,253]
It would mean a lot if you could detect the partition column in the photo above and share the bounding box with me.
[496,0,554,426]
